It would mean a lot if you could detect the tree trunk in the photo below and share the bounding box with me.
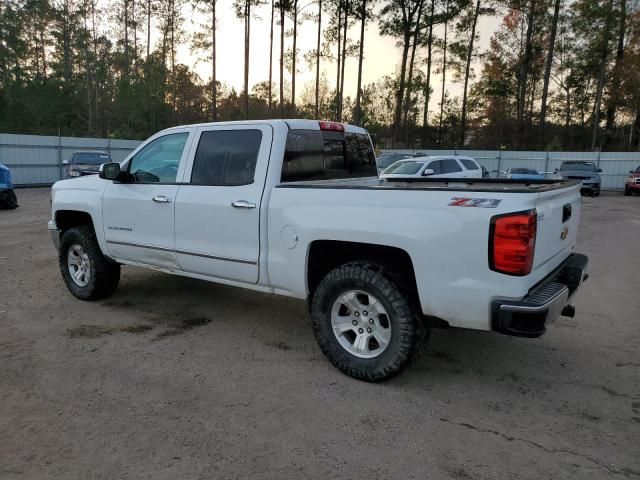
[244,0,250,119]
[124,0,129,79]
[403,0,423,145]
[170,0,176,123]
[291,0,298,111]
[338,0,348,121]
[279,2,285,116]
[605,0,626,131]
[212,0,217,121]
[269,0,274,114]
[539,0,560,138]
[354,0,366,125]
[591,0,614,151]
[315,0,322,118]
[335,0,342,120]
[517,0,535,146]
[391,32,411,146]
[147,0,151,59]
[459,0,480,147]
[438,0,449,146]
[422,0,434,134]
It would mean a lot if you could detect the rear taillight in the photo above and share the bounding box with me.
[489,210,537,276]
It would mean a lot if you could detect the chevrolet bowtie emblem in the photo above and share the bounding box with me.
[560,226,569,240]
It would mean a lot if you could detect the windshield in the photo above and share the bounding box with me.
[384,161,424,175]
[377,154,408,169]
[511,168,538,175]
[72,152,111,165]
[560,162,596,172]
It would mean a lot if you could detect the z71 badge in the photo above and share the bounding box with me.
[448,197,502,208]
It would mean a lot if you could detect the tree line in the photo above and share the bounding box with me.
[0,0,638,151]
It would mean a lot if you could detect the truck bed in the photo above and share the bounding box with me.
[278,177,580,193]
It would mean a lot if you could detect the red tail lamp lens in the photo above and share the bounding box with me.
[490,210,537,276]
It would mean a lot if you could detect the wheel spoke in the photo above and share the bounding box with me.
[340,291,365,313]
[68,254,81,266]
[352,333,370,354]
[373,328,391,347]
[332,316,355,334]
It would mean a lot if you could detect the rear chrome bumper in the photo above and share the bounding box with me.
[491,253,589,337]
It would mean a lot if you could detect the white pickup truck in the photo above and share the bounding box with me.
[48,119,589,382]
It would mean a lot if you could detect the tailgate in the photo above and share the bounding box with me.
[533,183,582,273]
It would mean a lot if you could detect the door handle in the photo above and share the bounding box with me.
[152,195,172,203]
[231,200,256,209]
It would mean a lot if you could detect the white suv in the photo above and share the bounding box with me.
[381,155,483,179]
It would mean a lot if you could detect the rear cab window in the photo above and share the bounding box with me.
[281,127,377,182]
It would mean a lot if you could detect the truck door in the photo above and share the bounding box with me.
[173,124,273,284]
[102,130,193,269]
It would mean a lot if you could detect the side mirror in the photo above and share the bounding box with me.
[422,168,435,176]
[630,171,634,174]
[597,168,602,173]
[99,162,122,181]
[62,160,70,165]
[554,168,559,173]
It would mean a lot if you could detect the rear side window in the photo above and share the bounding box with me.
[281,129,377,182]
[460,158,479,170]
[442,159,462,174]
[191,129,262,186]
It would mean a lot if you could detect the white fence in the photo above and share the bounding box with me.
[0,133,142,186]
[383,149,640,191]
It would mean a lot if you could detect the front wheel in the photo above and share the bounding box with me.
[59,226,120,300]
[310,263,427,382]
[624,186,631,196]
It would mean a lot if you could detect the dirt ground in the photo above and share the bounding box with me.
[1,188,639,480]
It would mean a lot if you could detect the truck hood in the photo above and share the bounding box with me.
[53,173,104,190]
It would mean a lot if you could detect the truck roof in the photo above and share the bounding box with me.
[160,119,368,135]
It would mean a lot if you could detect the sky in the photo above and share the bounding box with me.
[169,2,502,115]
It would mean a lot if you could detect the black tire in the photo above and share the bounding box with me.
[624,187,631,196]
[59,226,120,300]
[594,189,600,197]
[310,262,428,382]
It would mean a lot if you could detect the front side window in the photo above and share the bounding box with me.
[425,160,442,175]
[128,133,189,183]
[441,159,462,174]
[190,129,262,186]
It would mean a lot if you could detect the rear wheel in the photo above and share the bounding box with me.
[59,226,120,300]
[310,263,427,382]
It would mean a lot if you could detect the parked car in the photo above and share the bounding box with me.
[555,161,601,196]
[506,167,545,180]
[63,151,112,178]
[624,166,640,196]
[0,162,19,210]
[48,119,589,382]
[380,155,483,179]
[375,152,413,174]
